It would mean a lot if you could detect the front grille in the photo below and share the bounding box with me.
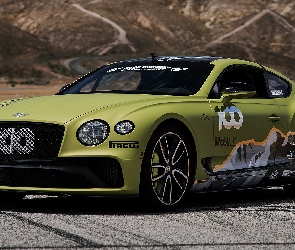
[0,158,124,188]
[57,157,124,188]
[0,167,93,188]
[0,122,65,161]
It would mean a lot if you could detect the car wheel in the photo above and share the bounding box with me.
[140,125,193,210]
[0,192,25,202]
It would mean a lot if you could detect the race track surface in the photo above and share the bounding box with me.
[1,188,295,249]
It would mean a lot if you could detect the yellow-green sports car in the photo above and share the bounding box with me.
[1,55,295,210]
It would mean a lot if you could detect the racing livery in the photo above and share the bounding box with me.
[1,55,295,210]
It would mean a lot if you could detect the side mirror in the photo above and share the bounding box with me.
[221,91,256,106]
[220,82,256,105]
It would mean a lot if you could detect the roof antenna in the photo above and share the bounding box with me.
[150,52,157,63]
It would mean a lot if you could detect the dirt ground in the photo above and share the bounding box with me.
[0,78,75,101]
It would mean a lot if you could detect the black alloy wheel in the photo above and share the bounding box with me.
[140,125,193,210]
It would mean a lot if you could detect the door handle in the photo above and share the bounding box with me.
[269,114,280,122]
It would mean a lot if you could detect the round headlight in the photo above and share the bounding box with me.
[77,120,109,146]
[114,120,135,135]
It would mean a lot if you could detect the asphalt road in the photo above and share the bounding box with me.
[63,58,89,75]
[0,188,295,249]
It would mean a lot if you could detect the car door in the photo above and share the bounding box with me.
[208,65,284,173]
[263,71,295,167]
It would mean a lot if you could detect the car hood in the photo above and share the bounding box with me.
[0,93,171,124]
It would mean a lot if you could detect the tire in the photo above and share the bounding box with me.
[140,125,193,210]
[0,192,25,202]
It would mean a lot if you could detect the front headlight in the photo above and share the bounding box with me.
[77,119,109,146]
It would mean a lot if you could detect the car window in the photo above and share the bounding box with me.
[96,71,140,91]
[208,65,268,99]
[80,80,96,93]
[264,71,290,98]
[61,60,214,96]
[80,71,141,92]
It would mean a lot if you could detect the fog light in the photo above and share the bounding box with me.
[114,120,135,135]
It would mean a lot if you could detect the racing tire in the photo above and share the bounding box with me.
[140,125,193,210]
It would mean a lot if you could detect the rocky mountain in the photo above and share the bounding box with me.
[0,0,295,86]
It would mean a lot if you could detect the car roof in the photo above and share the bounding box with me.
[119,56,223,64]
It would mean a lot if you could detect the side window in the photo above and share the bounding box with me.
[264,72,290,98]
[208,65,268,99]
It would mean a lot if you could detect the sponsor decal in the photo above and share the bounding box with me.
[13,113,29,118]
[218,105,243,131]
[215,136,236,146]
[192,166,295,192]
[282,170,295,177]
[0,128,35,154]
[213,127,295,172]
[191,169,268,192]
[287,151,295,159]
[271,89,283,96]
[107,65,188,73]
[269,170,279,179]
[109,141,139,149]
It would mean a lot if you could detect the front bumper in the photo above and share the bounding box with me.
[0,157,142,196]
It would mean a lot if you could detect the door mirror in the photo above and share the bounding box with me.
[221,91,256,105]
[220,82,256,105]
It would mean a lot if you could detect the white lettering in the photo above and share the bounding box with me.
[218,106,243,131]
[271,89,283,96]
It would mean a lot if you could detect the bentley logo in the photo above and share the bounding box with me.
[13,113,29,118]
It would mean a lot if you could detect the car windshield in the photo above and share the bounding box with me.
[60,59,214,96]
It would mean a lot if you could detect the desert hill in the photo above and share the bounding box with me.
[0,0,295,96]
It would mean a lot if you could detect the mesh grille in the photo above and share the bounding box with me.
[88,158,124,187]
[56,158,124,188]
[0,158,124,188]
[0,122,65,161]
[0,168,93,188]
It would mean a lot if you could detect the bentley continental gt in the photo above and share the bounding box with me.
[1,55,295,210]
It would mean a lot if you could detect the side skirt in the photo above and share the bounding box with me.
[190,161,295,192]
